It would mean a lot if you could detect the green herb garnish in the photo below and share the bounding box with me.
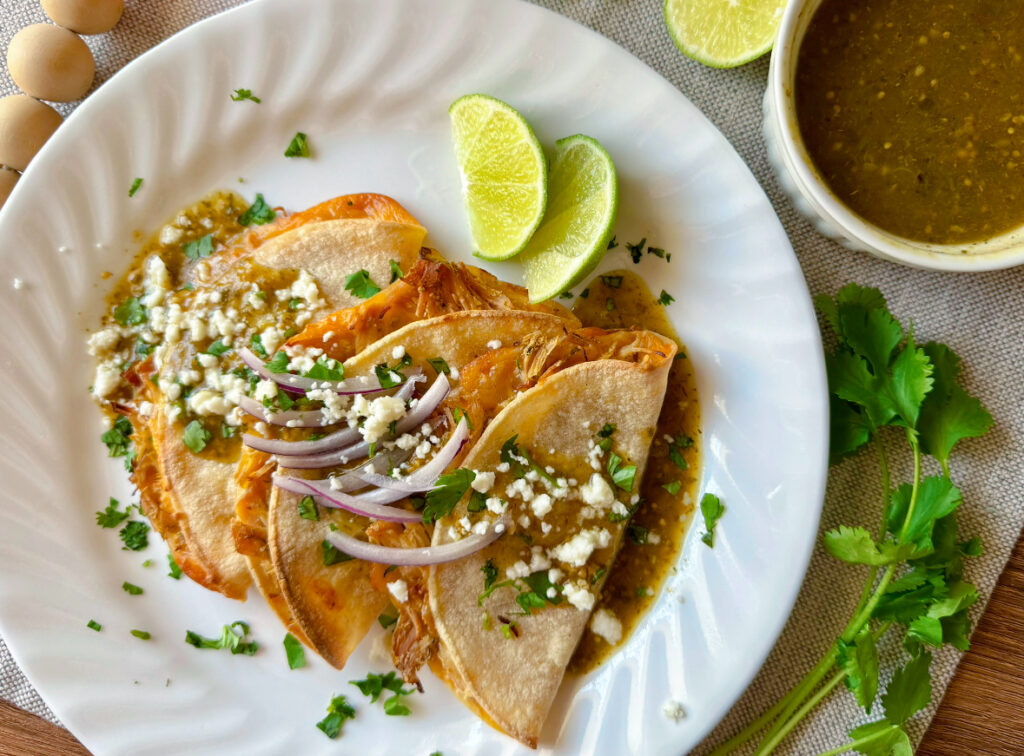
[238,193,275,225]
[130,629,151,640]
[96,497,129,528]
[183,233,214,261]
[305,356,344,381]
[100,416,134,458]
[377,609,398,629]
[601,274,623,288]
[167,553,182,579]
[230,88,261,103]
[119,520,150,551]
[316,694,356,739]
[122,581,143,595]
[389,259,404,283]
[658,290,675,306]
[427,356,451,375]
[183,420,211,453]
[699,493,724,548]
[626,237,646,263]
[344,269,381,299]
[266,350,290,373]
[128,178,143,197]
[607,452,637,492]
[249,333,268,359]
[662,479,682,496]
[667,433,693,471]
[284,131,311,158]
[350,671,416,716]
[283,633,306,669]
[298,495,319,521]
[422,468,476,523]
[185,621,258,655]
[114,297,147,326]
[322,540,354,566]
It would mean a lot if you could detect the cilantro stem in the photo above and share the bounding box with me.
[754,669,846,756]
[757,649,837,746]
[814,723,901,756]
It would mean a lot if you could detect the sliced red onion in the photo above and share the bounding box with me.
[273,475,421,523]
[283,449,412,493]
[238,395,332,428]
[241,377,423,450]
[239,347,425,396]
[272,374,451,469]
[354,416,469,493]
[325,519,508,565]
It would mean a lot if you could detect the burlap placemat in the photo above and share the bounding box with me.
[2,1,1021,753]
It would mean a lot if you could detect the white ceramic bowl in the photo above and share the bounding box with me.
[764,0,1024,271]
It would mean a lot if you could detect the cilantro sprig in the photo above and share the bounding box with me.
[712,284,990,756]
[316,694,355,738]
[185,621,258,656]
[350,671,417,716]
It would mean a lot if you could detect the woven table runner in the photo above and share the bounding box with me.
[2,1,1022,753]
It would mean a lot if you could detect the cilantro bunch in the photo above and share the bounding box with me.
[713,285,991,756]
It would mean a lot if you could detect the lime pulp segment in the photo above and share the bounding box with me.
[664,0,786,69]
[521,134,618,303]
[449,94,547,260]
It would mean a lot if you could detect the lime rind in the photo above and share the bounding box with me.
[664,0,785,69]
[449,94,547,261]
[521,134,618,303]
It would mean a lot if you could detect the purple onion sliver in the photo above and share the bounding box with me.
[324,520,507,565]
[272,475,420,522]
[355,416,469,493]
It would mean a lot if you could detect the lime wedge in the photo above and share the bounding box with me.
[520,134,618,303]
[449,94,547,260]
[664,0,785,68]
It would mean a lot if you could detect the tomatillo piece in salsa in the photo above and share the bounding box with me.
[796,0,1024,245]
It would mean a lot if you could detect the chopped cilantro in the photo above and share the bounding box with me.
[249,333,268,359]
[373,361,406,389]
[668,433,693,471]
[452,406,474,430]
[605,298,616,311]
[481,559,498,591]
[305,356,344,381]
[700,493,725,547]
[626,237,646,263]
[597,423,616,438]
[288,297,301,310]
[350,671,416,716]
[183,233,214,261]
[238,193,275,225]
[591,567,607,585]
[427,356,451,375]
[230,88,261,103]
[96,497,129,528]
[344,269,381,299]
[122,581,143,595]
[559,291,574,299]
[183,420,211,454]
[607,236,618,249]
[130,629,151,640]
[128,178,143,197]
[377,609,398,629]
[167,553,182,579]
[422,468,475,523]
[119,520,150,551]
[662,480,682,496]
[322,540,354,566]
[658,290,675,306]
[221,423,239,439]
[608,500,639,524]
[87,619,102,631]
[499,622,517,640]
[298,495,319,521]
[648,246,666,258]
[142,559,153,567]
[284,131,311,158]
[316,694,356,739]
[389,259,404,283]
[185,621,258,655]
[113,297,147,326]
[283,633,306,669]
[467,490,488,513]
[628,524,649,545]
[607,452,637,492]
[266,350,290,373]
[100,417,133,458]
[601,274,623,288]
[579,287,590,299]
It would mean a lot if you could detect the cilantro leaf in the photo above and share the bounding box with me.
[298,495,319,521]
[183,233,215,261]
[344,269,381,299]
[167,553,182,579]
[185,621,258,656]
[130,629,151,640]
[824,526,904,566]
[389,259,404,283]
[881,651,932,726]
[206,339,231,357]
[427,357,450,375]
[667,433,692,471]
[305,356,344,381]
[316,694,355,738]
[230,88,261,103]
[101,419,132,460]
[662,480,681,496]
[128,178,143,197]
[885,332,933,429]
[374,362,405,389]
[829,394,872,463]
[283,632,306,669]
[266,351,289,373]
[122,581,143,596]
[249,333,268,359]
[423,468,476,523]
[96,497,129,528]
[625,237,646,263]
[350,671,415,716]
[846,721,912,756]
[119,520,150,551]
[885,476,961,554]
[87,619,102,631]
[322,540,354,566]
[284,131,311,158]
[601,274,623,288]
[113,297,147,326]
[657,290,675,306]
[183,420,211,454]
[238,193,275,225]
[481,559,498,591]
[607,452,637,492]
[837,626,879,713]
[700,493,724,547]
[628,523,650,545]
[377,610,398,629]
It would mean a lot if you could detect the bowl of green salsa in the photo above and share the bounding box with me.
[765,0,1024,270]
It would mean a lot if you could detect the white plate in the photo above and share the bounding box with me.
[0,1,828,754]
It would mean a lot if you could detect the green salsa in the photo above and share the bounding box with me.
[796,0,1024,244]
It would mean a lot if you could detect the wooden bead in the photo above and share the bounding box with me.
[0,167,19,209]
[0,95,63,171]
[41,0,124,36]
[7,24,95,102]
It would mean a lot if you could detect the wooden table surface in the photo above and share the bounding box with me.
[2,531,1021,756]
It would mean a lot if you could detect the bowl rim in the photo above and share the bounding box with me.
[768,0,1024,272]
